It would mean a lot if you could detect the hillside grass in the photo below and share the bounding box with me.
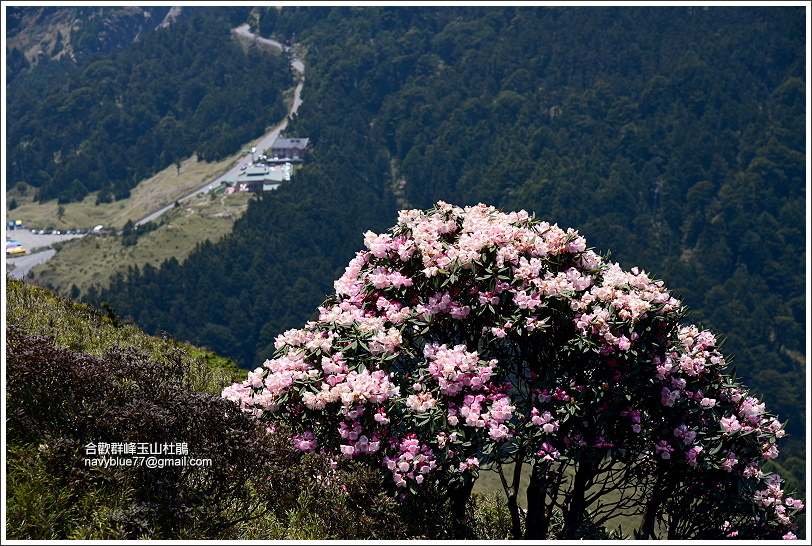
[4,278,244,394]
[6,111,297,298]
[4,279,514,540]
[6,154,239,233]
[474,461,643,538]
[27,188,254,298]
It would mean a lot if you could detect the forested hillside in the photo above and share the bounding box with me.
[6,7,291,203]
[6,5,179,77]
[78,6,804,482]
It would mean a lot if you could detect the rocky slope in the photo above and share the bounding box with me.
[5,6,194,74]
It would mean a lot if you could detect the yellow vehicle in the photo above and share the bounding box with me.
[6,241,26,256]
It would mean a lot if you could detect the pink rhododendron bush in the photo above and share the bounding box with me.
[223,202,803,539]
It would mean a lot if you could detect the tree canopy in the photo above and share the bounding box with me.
[80,5,806,501]
[6,7,290,203]
[223,202,803,539]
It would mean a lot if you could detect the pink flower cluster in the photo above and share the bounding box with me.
[685,446,703,467]
[458,457,481,473]
[655,440,675,459]
[572,263,680,353]
[448,392,515,441]
[338,420,383,459]
[752,474,805,531]
[673,424,697,445]
[414,291,471,320]
[223,351,318,416]
[655,325,723,381]
[537,442,560,461]
[367,266,414,290]
[382,435,437,487]
[619,407,642,433]
[405,391,437,412]
[220,202,801,533]
[530,408,560,434]
[293,430,317,452]
[424,343,495,396]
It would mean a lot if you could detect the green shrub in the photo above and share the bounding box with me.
[5,280,411,539]
[5,279,244,396]
[467,491,515,540]
[6,326,298,538]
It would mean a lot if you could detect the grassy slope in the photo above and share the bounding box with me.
[4,278,245,394]
[3,279,506,540]
[7,153,239,232]
[7,148,258,297]
[4,280,325,539]
[29,188,254,297]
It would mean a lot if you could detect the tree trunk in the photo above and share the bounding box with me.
[449,477,475,539]
[561,457,594,538]
[524,463,552,539]
[498,458,524,539]
[638,471,666,539]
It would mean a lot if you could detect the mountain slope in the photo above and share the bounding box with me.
[78,5,805,479]
[6,6,175,74]
[6,7,288,203]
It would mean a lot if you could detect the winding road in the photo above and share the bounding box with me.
[7,25,305,279]
[136,25,304,226]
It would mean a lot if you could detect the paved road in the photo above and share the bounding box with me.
[5,229,85,279]
[7,249,57,280]
[5,25,305,279]
[233,24,305,74]
[137,25,304,226]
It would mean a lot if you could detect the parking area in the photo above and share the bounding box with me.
[6,228,86,252]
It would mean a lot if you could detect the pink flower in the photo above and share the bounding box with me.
[488,423,511,441]
[720,415,742,434]
[685,446,703,467]
[655,440,675,459]
[762,444,780,460]
[293,431,317,452]
[673,424,696,445]
[661,387,680,407]
[722,451,738,472]
[459,457,480,472]
[537,442,560,461]
[374,409,390,425]
[406,392,437,413]
[739,396,766,424]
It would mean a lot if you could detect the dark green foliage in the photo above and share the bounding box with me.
[6,326,286,538]
[6,8,292,203]
[120,219,158,247]
[5,322,409,539]
[6,46,31,83]
[82,6,804,503]
[100,302,124,328]
[62,7,176,63]
[5,279,417,539]
[277,456,407,540]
